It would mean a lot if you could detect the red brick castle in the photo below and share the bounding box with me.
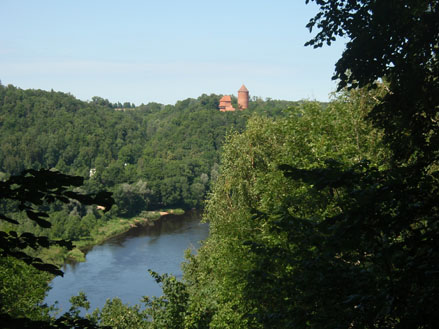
[219,84,249,112]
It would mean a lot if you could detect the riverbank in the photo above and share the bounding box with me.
[44,209,208,313]
[39,209,186,267]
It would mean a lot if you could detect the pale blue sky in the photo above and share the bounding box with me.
[0,0,346,105]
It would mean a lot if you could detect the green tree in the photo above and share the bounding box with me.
[0,169,113,328]
[143,271,189,329]
[90,297,147,329]
[183,91,388,328]
[0,256,52,321]
[305,0,439,166]
[242,1,439,327]
[113,180,152,217]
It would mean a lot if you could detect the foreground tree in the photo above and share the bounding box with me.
[239,1,439,327]
[305,0,439,166]
[0,169,113,276]
[0,256,52,322]
[182,1,438,328]
[0,169,113,328]
[182,89,389,328]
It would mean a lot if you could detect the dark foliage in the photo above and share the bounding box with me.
[240,1,439,327]
[0,169,113,276]
[0,169,114,327]
[220,1,439,328]
[0,85,296,213]
[0,312,107,329]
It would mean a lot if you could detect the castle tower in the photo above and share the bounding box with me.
[238,84,249,110]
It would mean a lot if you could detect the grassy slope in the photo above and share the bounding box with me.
[40,209,185,266]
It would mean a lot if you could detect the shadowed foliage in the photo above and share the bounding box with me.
[0,169,113,328]
[0,169,113,276]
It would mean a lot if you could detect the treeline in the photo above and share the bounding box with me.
[0,84,297,215]
[0,84,300,323]
[2,0,438,327]
[54,85,397,328]
[76,75,436,327]
[112,1,437,327]
[1,85,388,327]
[180,87,391,328]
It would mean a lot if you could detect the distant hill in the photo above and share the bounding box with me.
[0,84,301,211]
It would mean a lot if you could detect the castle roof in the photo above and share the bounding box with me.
[238,84,248,92]
[220,95,232,102]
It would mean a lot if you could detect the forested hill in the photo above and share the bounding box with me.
[0,83,299,212]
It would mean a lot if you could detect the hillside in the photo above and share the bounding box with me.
[0,84,299,212]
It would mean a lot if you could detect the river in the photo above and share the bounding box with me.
[44,211,208,314]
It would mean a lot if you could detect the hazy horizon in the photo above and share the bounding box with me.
[0,0,346,105]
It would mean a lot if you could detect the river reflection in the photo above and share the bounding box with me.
[45,211,208,314]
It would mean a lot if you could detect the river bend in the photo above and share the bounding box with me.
[44,211,208,313]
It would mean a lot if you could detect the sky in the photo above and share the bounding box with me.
[0,0,346,105]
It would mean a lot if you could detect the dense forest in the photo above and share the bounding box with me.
[0,82,300,325]
[0,85,300,244]
[1,0,438,328]
[0,84,297,212]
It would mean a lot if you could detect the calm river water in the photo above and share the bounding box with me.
[44,211,208,314]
